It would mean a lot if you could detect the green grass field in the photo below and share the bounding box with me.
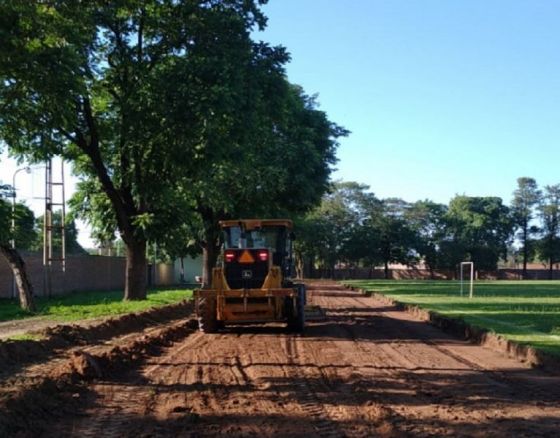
[344,280,560,358]
[0,288,193,323]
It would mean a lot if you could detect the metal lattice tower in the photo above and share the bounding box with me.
[43,158,66,296]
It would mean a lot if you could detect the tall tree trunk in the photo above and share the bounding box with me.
[202,243,220,288]
[124,237,147,300]
[309,255,315,278]
[384,260,389,279]
[549,258,554,280]
[201,224,221,288]
[0,245,36,311]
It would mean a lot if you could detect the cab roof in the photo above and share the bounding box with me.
[219,219,293,230]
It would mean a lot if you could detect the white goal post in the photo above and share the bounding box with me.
[460,262,474,299]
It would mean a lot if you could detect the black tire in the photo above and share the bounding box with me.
[198,296,218,333]
[286,285,305,333]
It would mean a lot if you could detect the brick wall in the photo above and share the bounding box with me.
[0,252,178,298]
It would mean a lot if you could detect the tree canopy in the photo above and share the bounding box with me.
[1,0,343,297]
[511,177,541,277]
[537,185,560,278]
[296,185,521,278]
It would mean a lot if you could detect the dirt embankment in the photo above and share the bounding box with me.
[3,283,560,437]
[353,288,560,373]
[0,300,193,370]
[0,301,196,437]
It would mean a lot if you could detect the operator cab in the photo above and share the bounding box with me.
[220,220,294,289]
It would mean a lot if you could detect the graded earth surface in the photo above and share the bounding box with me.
[2,282,559,437]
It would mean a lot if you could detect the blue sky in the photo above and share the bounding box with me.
[257,0,560,203]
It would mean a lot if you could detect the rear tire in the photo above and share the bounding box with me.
[198,297,218,333]
[286,285,305,333]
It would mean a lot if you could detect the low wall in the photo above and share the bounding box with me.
[0,252,177,298]
[481,269,560,280]
[327,268,454,280]
[316,267,560,281]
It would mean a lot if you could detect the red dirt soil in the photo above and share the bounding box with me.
[38,282,560,437]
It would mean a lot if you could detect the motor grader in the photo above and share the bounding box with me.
[194,219,306,333]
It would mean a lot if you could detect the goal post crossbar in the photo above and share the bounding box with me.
[460,262,474,299]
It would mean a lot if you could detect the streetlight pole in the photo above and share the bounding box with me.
[11,166,31,299]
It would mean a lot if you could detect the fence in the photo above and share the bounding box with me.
[0,252,177,298]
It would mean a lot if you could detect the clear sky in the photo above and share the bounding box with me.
[2,0,560,246]
[257,0,560,203]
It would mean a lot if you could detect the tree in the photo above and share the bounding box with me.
[367,198,417,279]
[445,196,514,272]
[0,0,274,299]
[0,185,36,311]
[183,85,346,285]
[537,185,560,279]
[293,182,371,279]
[405,200,448,278]
[335,185,382,274]
[511,177,541,278]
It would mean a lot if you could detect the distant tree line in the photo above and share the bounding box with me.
[295,178,560,279]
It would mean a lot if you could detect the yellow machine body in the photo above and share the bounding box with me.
[194,219,304,328]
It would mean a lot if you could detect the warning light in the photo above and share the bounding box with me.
[225,250,236,263]
[258,250,268,261]
[238,250,255,264]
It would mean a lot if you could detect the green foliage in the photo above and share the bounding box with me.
[295,183,420,276]
[0,0,290,297]
[536,185,560,271]
[297,187,517,275]
[367,198,418,271]
[405,200,448,272]
[511,177,541,271]
[444,196,514,271]
[0,186,36,249]
[346,280,560,358]
[512,177,541,231]
[294,182,374,275]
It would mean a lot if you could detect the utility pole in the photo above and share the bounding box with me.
[11,166,31,299]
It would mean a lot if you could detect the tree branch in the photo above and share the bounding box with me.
[137,8,145,62]
[72,96,137,242]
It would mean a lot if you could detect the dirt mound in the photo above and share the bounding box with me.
[0,300,194,372]
[370,291,560,373]
[52,317,198,381]
[0,316,197,437]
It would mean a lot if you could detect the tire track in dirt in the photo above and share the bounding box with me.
[47,282,560,437]
[67,331,207,437]
[314,290,560,437]
[283,335,347,438]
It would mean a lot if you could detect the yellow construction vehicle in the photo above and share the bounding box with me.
[194,219,306,332]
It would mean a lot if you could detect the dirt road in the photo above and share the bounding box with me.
[52,282,560,437]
